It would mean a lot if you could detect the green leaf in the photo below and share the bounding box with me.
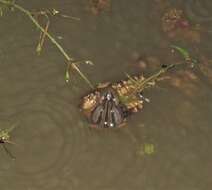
[171,45,190,60]
[171,45,198,67]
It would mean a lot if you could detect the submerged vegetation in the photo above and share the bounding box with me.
[89,0,111,15]
[161,7,201,43]
[136,143,155,156]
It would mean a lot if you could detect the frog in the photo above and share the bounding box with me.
[90,88,125,128]
[80,80,148,128]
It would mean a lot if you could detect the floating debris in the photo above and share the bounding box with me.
[81,64,175,128]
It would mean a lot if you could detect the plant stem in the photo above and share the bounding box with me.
[36,14,50,55]
[130,64,175,96]
[0,0,94,88]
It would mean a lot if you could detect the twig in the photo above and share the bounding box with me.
[129,64,175,96]
[36,14,50,55]
[0,0,94,88]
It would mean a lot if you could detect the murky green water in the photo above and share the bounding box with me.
[0,0,212,189]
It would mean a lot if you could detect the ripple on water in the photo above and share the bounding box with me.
[7,94,139,190]
[185,0,212,22]
[10,94,88,189]
[0,46,143,189]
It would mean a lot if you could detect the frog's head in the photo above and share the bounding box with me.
[101,89,119,105]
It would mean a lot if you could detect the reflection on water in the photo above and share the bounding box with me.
[0,0,212,190]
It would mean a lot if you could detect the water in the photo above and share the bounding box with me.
[0,0,212,189]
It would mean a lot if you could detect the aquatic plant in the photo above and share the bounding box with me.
[123,64,175,103]
[31,8,80,55]
[0,124,16,159]
[0,0,94,88]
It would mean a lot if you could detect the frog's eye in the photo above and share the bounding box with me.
[104,91,112,101]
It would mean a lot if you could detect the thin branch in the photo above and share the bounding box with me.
[0,0,94,88]
[36,13,50,55]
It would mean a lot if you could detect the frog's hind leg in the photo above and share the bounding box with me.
[91,104,104,126]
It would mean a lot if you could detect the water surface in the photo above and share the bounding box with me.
[0,0,212,190]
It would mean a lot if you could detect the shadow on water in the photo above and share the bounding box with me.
[0,0,212,190]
